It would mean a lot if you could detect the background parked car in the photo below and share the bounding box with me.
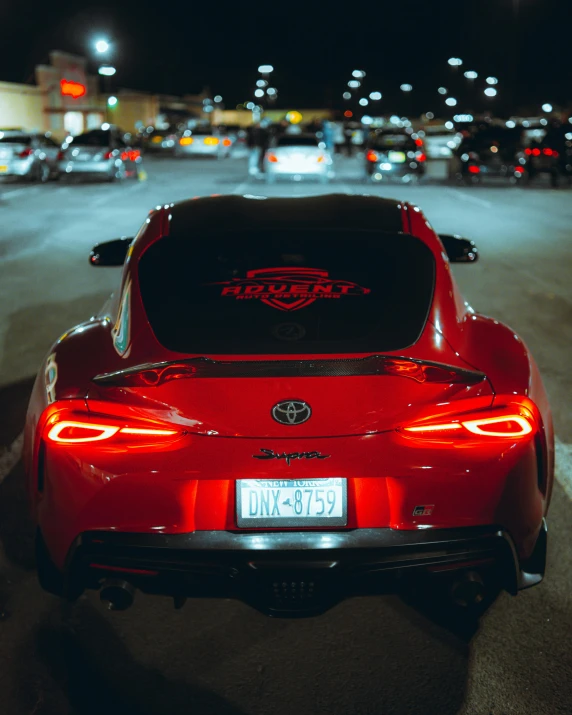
[455,125,526,184]
[524,124,572,187]
[59,127,142,182]
[174,127,232,159]
[364,129,426,183]
[0,129,60,182]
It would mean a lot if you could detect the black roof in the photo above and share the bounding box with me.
[167,194,405,235]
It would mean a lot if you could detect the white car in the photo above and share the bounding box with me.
[264,134,334,183]
[174,128,232,159]
[422,127,462,159]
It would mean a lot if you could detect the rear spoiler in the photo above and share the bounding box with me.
[93,355,486,388]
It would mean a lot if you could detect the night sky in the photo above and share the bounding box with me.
[1,0,571,115]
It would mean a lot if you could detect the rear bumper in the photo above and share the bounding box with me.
[60,160,115,174]
[0,159,34,177]
[63,523,546,616]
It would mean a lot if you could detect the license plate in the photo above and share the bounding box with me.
[0,165,7,173]
[236,478,347,528]
[388,151,406,163]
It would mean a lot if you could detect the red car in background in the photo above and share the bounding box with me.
[23,194,553,617]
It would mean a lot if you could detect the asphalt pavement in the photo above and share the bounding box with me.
[1,154,572,715]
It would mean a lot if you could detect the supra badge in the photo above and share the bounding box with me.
[272,400,311,425]
[253,448,331,466]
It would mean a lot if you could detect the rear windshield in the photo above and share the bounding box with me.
[72,131,111,146]
[138,231,435,354]
[276,136,319,147]
[0,134,31,145]
[370,134,412,149]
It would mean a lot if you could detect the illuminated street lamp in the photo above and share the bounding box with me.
[95,39,110,54]
[400,84,413,92]
[445,97,457,106]
[448,57,463,66]
[254,88,265,98]
[107,96,118,107]
[542,103,553,112]
[438,86,448,95]
[348,80,360,89]
[486,76,498,85]
[343,91,352,100]
[256,79,267,88]
[484,87,497,97]
[98,65,116,76]
[214,95,223,103]
[266,87,277,96]
[464,70,478,79]
[352,69,366,78]
[258,65,274,74]
[359,98,368,106]
[369,91,382,100]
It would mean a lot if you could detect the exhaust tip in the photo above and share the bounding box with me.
[450,570,486,608]
[99,579,135,611]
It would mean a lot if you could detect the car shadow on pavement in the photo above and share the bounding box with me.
[21,603,249,715]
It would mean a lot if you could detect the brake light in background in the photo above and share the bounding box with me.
[46,419,178,444]
[203,137,219,146]
[316,155,326,163]
[514,166,525,174]
[366,150,378,162]
[103,150,114,160]
[57,150,65,161]
[222,138,232,147]
[121,150,140,161]
[543,148,553,156]
[525,148,532,155]
[415,152,426,162]
[18,148,34,158]
[402,410,534,439]
[414,138,424,147]
[266,152,279,163]
[532,148,541,156]
[468,165,480,174]
[180,137,193,146]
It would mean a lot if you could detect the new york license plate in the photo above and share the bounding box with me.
[236,478,347,528]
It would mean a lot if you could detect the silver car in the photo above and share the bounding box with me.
[59,128,142,181]
[174,128,232,159]
[264,134,334,183]
[0,129,60,182]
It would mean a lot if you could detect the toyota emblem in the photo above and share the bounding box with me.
[271,400,312,426]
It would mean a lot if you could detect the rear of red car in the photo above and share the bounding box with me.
[25,196,551,616]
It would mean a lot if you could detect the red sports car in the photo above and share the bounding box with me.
[23,194,553,617]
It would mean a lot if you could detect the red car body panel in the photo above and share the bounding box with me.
[23,194,554,604]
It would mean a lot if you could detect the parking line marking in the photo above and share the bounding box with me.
[447,188,493,209]
[0,432,23,485]
[0,187,42,200]
[90,181,144,207]
[555,437,572,500]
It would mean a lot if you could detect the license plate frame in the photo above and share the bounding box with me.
[236,478,347,528]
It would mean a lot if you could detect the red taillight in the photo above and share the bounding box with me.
[415,152,426,162]
[514,166,525,173]
[532,148,541,156]
[222,138,232,147]
[267,152,279,163]
[103,150,114,160]
[402,408,534,440]
[366,150,378,162]
[46,419,178,444]
[18,148,34,158]
[57,150,65,161]
[414,138,423,147]
[525,148,532,155]
[543,148,553,156]
[468,165,480,174]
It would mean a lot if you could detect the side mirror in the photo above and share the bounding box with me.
[89,237,133,266]
[438,234,479,263]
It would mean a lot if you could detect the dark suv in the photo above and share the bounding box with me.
[456,126,526,184]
